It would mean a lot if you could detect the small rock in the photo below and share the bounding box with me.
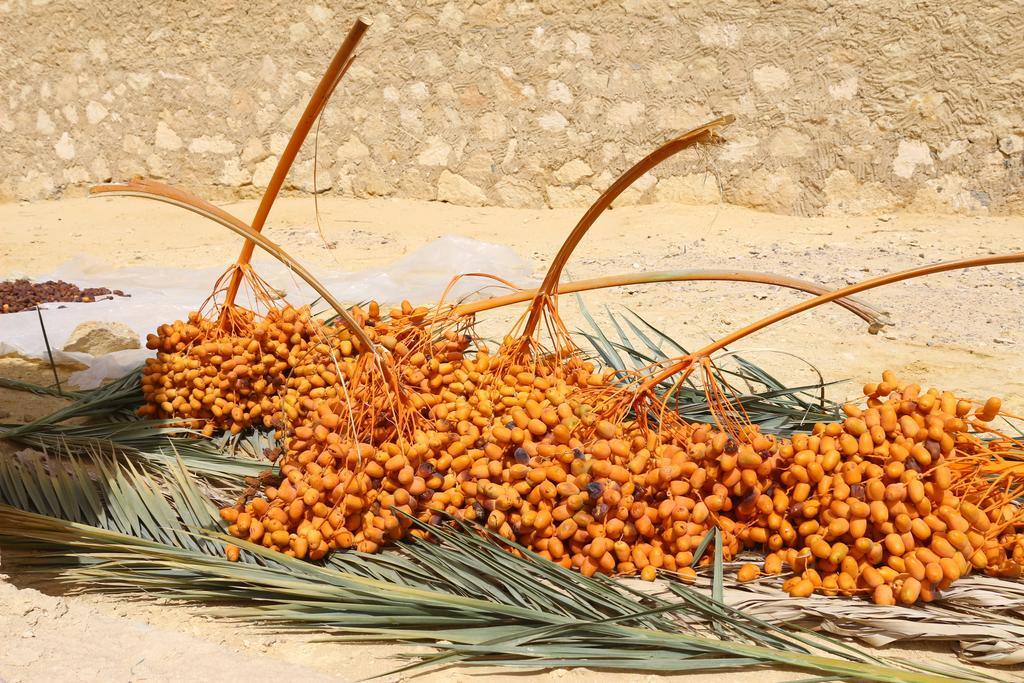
[998,134,1023,155]
[655,173,721,204]
[553,159,593,185]
[546,184,599,208]
[63,321,140,355]
[252,156,278,188]
[436,170,488,206]
[494,178,544,208]
[993,337,1013,345]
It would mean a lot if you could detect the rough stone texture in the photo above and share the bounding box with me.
[63,321,140,355]
[436,169,487,206]
[1,1,1023,215]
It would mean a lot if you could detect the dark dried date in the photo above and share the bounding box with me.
[0,279,129,313]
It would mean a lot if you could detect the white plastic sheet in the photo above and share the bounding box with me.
[1,235,535,388]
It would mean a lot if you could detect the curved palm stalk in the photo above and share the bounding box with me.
[642,250,1024,390]
[221,17,371,312]
[90,179,376,353]
[520,115,735,339]
[454,268,886,328]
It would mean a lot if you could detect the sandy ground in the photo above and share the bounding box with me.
[1,195,1023,682]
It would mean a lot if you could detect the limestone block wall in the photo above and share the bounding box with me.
[1,0,1023,215]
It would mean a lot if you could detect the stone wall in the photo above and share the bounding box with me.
[2,0,1023,215]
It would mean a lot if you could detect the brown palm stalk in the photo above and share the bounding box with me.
[220,17,371,316]
[517,115,735,348]
[453,269,885,328]
[90,17,370,328]
[640,249,1024,394]
[90,177,375,352]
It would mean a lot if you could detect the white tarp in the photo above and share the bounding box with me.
[1,235,536,388]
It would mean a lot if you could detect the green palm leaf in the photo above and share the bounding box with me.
[0,443,983,683]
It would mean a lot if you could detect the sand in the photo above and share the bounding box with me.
[1,196,1023,682]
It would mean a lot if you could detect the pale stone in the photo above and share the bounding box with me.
[62,104,78,124]
[655,173,722,204]
[908,91,946,120]
[188,135,235,154]
[437,170,488,206]
[397,170,435,200]
[259,56,277,82]
[417,137,452,166]
[601,142,622,163]
[54,132,75,160]
[477,112,507,141]
[632,172,657,192]
[337,135,370,161]
[126,72,152,91]
[828,77,858,100]
[36,109,55,134]
[306,4,332,23]
[939,139,969,161]
[752,65,791,93]
[591,169,614,189]
[333,172,354,196]
[289,22,310,41]
[698,23,741,48]
[967,128,993,144]
[500,138,518,167]
[399,107,424,132]
[546,184,599,209]
[822,170,899,215]
[649,62,676,88]
[607,101,644,127]
[269,132,289,155]
[610,186,644,207]
[563,31,592,56]
[154,121,182,150]
[16,171,55,199]
[530,26,551,51]
[122,134,146,155]
[85,100,108,124]
[999,134,1024,155]
[494,177,544,208]
[87,38,108,62]
[546,80,572,104]
[909,174,988,214]
[289,159,330,193]
[769,127,812,158]
[252,155,279,188]
[893,140,933,178]
[63,166,89,184]
[408,82,429,100]
[621,0,661,16]
[352,163,391,197]
[461,152,494,182]
[241,137,265,163]
[145,153,169,178]
[538,111,568,131]
[219,158,251,186]
[438,2,464,29]
[731,169,800,213]
[63,321,140,355]
[89,156,111,181]
[553,158,593,185]
[692,56,720,81]
[720,133,759,163]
